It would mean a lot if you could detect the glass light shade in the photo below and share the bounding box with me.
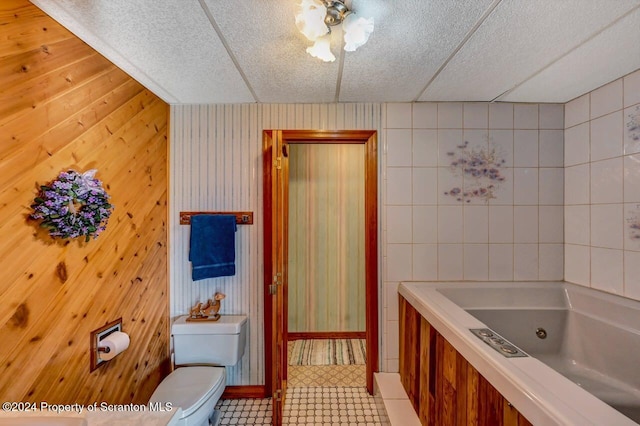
[342,14,374,52]
[295,0,329,41]
[306,35,336,62]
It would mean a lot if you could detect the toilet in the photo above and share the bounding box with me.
[149,315,248,426]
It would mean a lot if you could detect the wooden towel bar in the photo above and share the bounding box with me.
[179,211,253,225]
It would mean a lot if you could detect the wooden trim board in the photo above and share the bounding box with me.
[288,331,366,340]
[221,385,267,399]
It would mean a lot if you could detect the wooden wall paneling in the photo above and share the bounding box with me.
[504,399,519,426]
[434,332,445,425]
[0,37,96,95]
[398,296,420,410]
[408,301,420,410]
[440,336,457,425]
[398,296,407,391]
[0,61,127,144]
[0,1,73,57]
[455,352,469,425]
[518,412,534,426]
[466,361,480,425]
[418,317,429,424]
[0,93,165,329]
[0,0,169,405]
[0,111,168,402]
[0,72,142,218]
[0,51,105,122]
[479,375,503,426]
[400,297,534,426]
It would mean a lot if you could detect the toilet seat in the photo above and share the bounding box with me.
[149,366,225,419]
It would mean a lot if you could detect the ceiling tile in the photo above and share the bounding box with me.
[203,0,341,103]
[419,0,640,102]
[500,7,640,103]
[29,0,640,104]
[32,0,255,103]
[339,0,496,102]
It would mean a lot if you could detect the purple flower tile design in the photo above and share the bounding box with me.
[628,106,640,142]
[443,141,506,203]
[629,204,640,241]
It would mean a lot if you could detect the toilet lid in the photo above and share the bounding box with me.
[149,366,225,418]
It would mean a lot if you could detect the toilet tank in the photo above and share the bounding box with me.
[172,315,247,366]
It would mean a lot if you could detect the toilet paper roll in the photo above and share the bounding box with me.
[98,331,130,361]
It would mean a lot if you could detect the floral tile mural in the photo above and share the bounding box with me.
[443,141,506,203]
[628,105,640,142]
[627,107,640,247]
[629,204,640,243]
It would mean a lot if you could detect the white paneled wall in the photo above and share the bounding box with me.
[564,69,640,299]
[382,102,565,372]
[170,104,381,385]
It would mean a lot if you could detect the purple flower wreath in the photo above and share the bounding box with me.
[31,169,114,241]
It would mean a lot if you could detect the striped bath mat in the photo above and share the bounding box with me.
[288,339,366,366]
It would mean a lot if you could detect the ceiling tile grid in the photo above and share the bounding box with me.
[201,0,340,103]
[500,6,640,103]
[338,0,496,102]
[31,0,255,103]
[419,0,640,102]
[29,0,640,104]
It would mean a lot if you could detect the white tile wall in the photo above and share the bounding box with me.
[624,105,640,155]
[539,244,564,281]
[383,101,564,372]
[463,103,488,128]
[590,158,623,204]
[624,71,640,108]
[564,68,640,301]
[590,111,623,161]
[539,130,565,166]
[590,79,623,120]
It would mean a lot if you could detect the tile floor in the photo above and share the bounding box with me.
[215,384,390,425]
[288,365,366,387]
[215,340,390,425]
[215,398,272,425]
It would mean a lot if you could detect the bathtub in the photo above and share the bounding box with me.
[398,281,640,426]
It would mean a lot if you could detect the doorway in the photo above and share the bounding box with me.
[287,141,366,388]
[263,130,378,424]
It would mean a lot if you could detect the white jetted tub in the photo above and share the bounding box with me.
[399,281,640,426]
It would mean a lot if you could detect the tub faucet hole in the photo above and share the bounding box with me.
[536,327,547,339]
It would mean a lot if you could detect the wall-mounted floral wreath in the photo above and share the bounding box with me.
[31,169,114,241]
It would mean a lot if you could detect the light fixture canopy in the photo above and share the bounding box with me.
[295,0,373,62]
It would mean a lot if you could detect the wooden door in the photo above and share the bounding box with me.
[263,130,287,425]
[264,129,379,398]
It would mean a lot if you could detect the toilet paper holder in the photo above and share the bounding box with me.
[90,318,123,372]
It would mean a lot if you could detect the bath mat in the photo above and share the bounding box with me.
[288,339,366,366]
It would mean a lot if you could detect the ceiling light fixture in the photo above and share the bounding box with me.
[295,0,374,62]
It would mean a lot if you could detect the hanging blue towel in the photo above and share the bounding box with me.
[189,214,237,281]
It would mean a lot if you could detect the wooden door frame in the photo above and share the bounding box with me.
[263,129,379,395]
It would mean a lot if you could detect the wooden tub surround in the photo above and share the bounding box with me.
[0,0,169,405]
[399,296,532,426]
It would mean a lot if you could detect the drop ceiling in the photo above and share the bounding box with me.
[31,0,640,104]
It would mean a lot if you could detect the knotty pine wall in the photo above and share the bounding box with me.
[0,0,169,405]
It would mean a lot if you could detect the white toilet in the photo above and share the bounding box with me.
[149,315,248,426]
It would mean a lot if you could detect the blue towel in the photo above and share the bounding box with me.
[189,214,237,281]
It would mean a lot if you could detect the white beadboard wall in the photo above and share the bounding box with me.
[170,103,382,385]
